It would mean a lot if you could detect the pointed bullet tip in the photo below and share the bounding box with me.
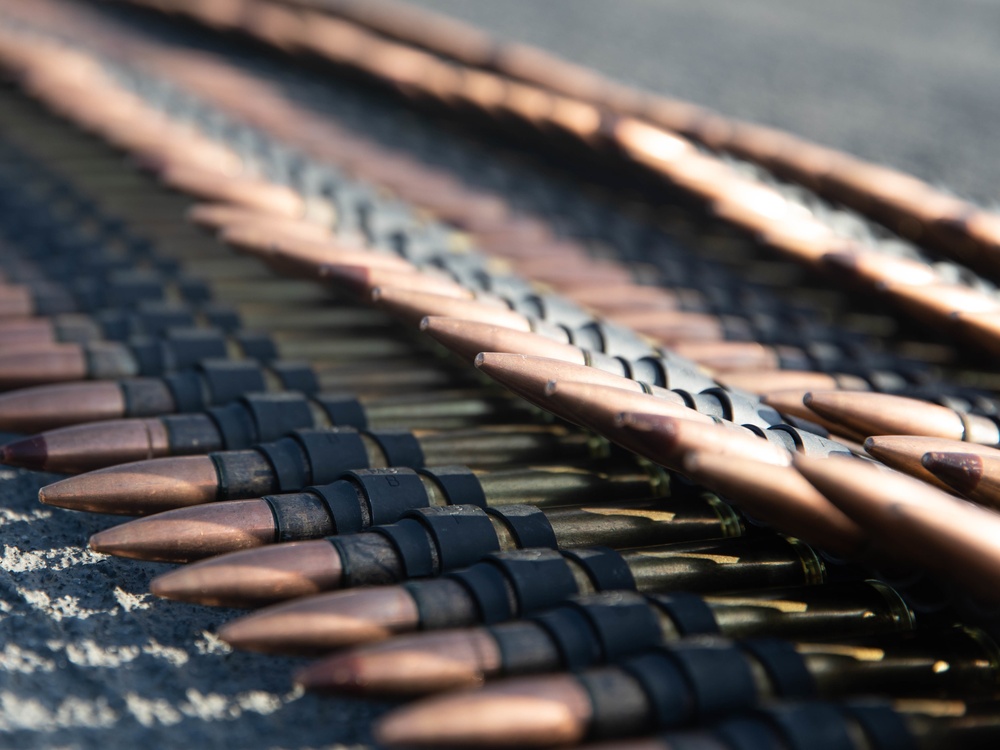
[293,656,360,693]
[921,452,984,495]
[1,435,48,470]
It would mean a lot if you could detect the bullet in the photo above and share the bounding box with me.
[93,452,666,552]
[373,287,664,361]
[878,281,1000,327]
[472,352,805,437]
[795,454,1000,601]
[186,203,334,242]
[822,250,941,287]
[921,451,1000,508]
[217,535,832,653]
[372,628,999,747]
[296,580,913,695]
[863,436,1000,493]
[22,388,534,474]
[716,369,870,395]
[803,391,1000,444]
[66,423,600,516]
[761,389,868,442]
[0,321,432,389]
[0,351,474,433]
[147,491,743,601]
[475,352,689,407]
[681,452,868,558]
[420,316,719,392]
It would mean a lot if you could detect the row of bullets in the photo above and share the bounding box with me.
[0,1,1000,748]
[230,0,1000,281]
[114,0,1000,334]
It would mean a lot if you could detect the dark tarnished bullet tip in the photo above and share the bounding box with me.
[3,436,49,471]
[921,452,985,495]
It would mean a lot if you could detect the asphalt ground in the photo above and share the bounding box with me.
[410,0,1000,206]
[2,2,998,748]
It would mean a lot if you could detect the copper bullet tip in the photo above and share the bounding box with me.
[0,381,128,432]
[150,539,343,607]
[218,586,421,654]
[422,316,588,364]
[37,455,217,514]
[295,628,501,695]
[861,435,1000,492]
[89,499,276,562]
[805,390,998,443]
[373,674,591,747]
[373,287,527,329]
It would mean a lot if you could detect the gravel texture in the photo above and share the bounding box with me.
[0,464,386,749]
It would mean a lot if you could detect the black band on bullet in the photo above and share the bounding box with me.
[205,403,257,449]
[201,304,242,332]
[176,277,212,303]
[256,437,311,492]
[106,273,168,306]
[372,518,436,578]
[648,357,719,392]
[163,329,229,371]
[118,378,175,417]
[32,283,77,315]
[264,491,337,543]
[341,468,429,526]
[314,394,368,428]
[668,644,758,721]
[162,372,207,413]
[711,717,786,750]
[291,428,370,485]
[650,593,721,636]
[405,506,500,570]
[416,466,486,507]
[582,320,656,360]
[134,306,196,334]
[270,361,320,395]
[560,547,635,591]
[619,652,694,728]
[484,506,557,549]
[234,331,279,363]
[843,703,917,750]
[198,360,268,406]
[127,338,168,376]
[241,393,314,442]
[530,607,602,670]
[366,429,425,468]
[756,704,854,750]
[572,595,662,661]
[739,639,816,699]
[309,482,366,534]
[485,550,579,614]
[517,294,592,327]
[444,564,514,624]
